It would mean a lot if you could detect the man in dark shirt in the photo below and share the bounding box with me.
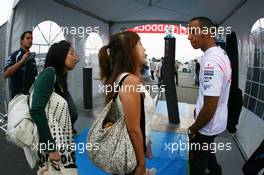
[4,31,38,98]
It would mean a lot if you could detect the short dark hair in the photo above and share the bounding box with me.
[20,31,32,40]
[190,17,215,29]
[44,40,71,76]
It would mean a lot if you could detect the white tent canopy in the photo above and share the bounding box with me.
[53,0,247,32]
[55,0,246,24]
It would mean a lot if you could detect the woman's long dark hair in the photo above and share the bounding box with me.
[44,40,71,92]
[98,31,140,102]
[44,40,71,77]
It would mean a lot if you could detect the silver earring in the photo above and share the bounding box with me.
[107,48,110,56]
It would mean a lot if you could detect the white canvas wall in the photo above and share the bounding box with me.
[223,0,264,158]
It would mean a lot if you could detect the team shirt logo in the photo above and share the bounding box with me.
[203,63,214,84]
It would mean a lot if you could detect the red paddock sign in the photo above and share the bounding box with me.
[128,24,187,35]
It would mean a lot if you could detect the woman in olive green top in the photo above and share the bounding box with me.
[30,40,79,172]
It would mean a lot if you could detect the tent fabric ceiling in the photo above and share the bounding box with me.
[55,0,247,25]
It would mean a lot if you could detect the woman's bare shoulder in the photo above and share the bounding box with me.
[123,74,141,86]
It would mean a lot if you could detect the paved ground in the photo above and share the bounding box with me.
[0,72,245,175]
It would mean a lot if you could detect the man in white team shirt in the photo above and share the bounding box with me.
[187,17,232,175]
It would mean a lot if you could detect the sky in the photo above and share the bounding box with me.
[251,18,264,32]
[138,33,203,62]
[0,0,13,26]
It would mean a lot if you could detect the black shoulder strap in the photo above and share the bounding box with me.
[112,74,130,102]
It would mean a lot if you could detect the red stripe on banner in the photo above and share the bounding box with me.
[127,24,187,34]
